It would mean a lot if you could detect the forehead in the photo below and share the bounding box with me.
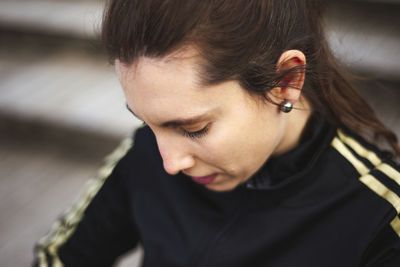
[116,48,260,126]
[116,54,222,123]
[117,48,202,89]
[118,56,203,99]
[117,46,201,80]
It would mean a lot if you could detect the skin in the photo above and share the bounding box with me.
[116,49,311,192]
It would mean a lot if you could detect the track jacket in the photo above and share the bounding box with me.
[35,115,400,267]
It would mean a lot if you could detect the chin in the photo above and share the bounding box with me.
[205,180,240,192]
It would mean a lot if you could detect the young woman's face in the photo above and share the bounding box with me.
[116,53,288,192]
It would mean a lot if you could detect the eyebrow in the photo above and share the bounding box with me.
[126,104,213,127]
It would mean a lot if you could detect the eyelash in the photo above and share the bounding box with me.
[137,118,209,140]
[182,125,209,139]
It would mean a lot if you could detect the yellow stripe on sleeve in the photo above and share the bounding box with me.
[359,174,400,237]
[36,138,133,267]
[331,137,370,175]
[337,130,400,187]
[359,174,400,213]
[376,163,400,187]
[337,130,382,166]
[332,130,400,238]
[391,216,400,238]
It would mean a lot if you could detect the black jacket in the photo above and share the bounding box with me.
[35,116,400,267]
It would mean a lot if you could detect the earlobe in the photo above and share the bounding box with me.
[279,99,294,113]
[273,50,306,104]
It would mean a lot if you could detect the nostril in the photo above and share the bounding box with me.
[162,159,180,176]
[161,154,195,176]
[156,135,195,175]
[159,149,182,175]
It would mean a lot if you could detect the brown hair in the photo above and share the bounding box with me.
[102,0,400,156]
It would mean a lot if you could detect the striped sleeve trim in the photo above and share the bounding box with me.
[35,138,133,267]
[332,129,400,238]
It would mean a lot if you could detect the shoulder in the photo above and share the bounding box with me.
[115,125,162,175]
[330,129,400,200]
[124,125,159,160]
[329,128,400,239]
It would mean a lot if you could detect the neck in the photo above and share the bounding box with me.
[273,98,312,156]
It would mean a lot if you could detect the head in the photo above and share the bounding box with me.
[103,0,400,191]
[116,47,308,191]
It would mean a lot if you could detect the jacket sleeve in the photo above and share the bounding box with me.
[34,138,140,267]
[360,215,400,267]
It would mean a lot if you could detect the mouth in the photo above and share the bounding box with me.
[186,174,218,185]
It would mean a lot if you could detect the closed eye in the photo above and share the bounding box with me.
[182,125,209,139]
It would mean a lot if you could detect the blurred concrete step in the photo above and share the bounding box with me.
[0,35,141,152]
[0,0,399,81]
[0,133,142,267]
[325,1,400,81]
[0,0,104,39]
[355,80,400,140]
[0,0,398,150]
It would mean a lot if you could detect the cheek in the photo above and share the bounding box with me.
[254,106,285,146]
[198,126,247,171]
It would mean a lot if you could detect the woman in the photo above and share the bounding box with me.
[35,0,400,266]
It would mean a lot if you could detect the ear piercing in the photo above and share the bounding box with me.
[279,100,293,113]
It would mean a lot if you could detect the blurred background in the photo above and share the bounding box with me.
[0,0,399,266]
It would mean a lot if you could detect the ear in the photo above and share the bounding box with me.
[270,50,306,104]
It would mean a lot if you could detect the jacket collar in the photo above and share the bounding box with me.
[245,113,336,191]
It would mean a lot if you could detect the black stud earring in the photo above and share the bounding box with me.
[279,100,293,113]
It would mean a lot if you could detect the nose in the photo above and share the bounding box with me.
[156,135,195,175]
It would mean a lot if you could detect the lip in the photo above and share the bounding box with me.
[187,174,218,185]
